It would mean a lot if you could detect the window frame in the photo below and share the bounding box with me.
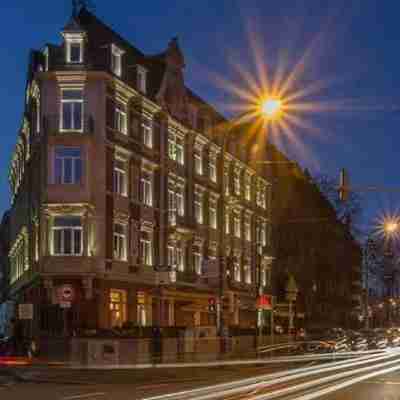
[113,223,127,261]
[60,88,84,132]
[52,216,83,256]
[233,214,241,238]
[113,160,127,197]
[54,146,83,185]
[115,104,127,134]
[142,116,153,148]
[140,237,152,266]
[66,39,83,64]
[194,252,202,275]
[194,152,203,175]
[140,171,153,207]
[194,192,203,224]
[111,44,124,77]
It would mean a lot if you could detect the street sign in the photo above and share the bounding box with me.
[18,303,33,320]
[57,284,75,303]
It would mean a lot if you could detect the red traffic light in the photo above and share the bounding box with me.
[208,298,216,305]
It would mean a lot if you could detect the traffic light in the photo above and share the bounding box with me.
[338,168,350,202]
[208,297,216,313]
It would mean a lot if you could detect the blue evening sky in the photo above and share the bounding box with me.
[1,0,400,231]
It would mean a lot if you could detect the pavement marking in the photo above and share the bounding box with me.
[61,393,106,400]
[365,380,400,385]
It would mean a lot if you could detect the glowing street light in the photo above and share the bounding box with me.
[261,97,283,119]
[384,220,399,236]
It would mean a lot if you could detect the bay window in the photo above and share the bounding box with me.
[52,216,82,256]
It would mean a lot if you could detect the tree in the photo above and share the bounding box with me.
[312,173,363,239]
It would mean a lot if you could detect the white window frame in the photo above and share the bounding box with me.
[234,171,241,196]
[244,264,252,284]
[142,116,153,148]
[234,214,241,238]
[234,261,241,282]
[113,223,127,261]
[52,217,83,256]
[111,44,124,77]
[194,192,203,224]
[115,104,127,134]
[54,146,82,185]
[176,246,184,272]
[194,152,203,175]
[66,38,84,64]
[244,219,251,241]
[137,65,147,93]
[194,252,202,275]
[209,155,217,183]
[60,88,84,132]
[140,237,152,266]
[176,184,185,216]
[113,160,127,196]
[209,201,217,229]
[168,189,177,225]
[141,171,153,206]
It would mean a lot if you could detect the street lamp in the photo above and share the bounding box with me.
[261,97,284,120]
[285,274,298,338]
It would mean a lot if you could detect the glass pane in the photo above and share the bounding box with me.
[74,158,82,183]
[70,43,81,62]
[64,158,72,183]
[54,217,81,227]
[54,230,62,254]
[62,90,82,100]
[62,103,72,130]
[74,230,81,255]
[114,224,124,234]
[55,158,63,184]
[74,103,82,130]
[55,147,81,158]
[64,229,72,254]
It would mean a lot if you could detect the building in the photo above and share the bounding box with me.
[264,156,363,329]
[6,6,274,337]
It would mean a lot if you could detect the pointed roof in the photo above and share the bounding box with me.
[62,15,86,34]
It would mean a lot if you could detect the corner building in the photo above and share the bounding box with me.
[7,8,273,335]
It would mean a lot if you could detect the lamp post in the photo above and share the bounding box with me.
[217,97,284,343]
[285,274,298,339]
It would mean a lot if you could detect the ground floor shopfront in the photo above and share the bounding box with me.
[10,276,262,336]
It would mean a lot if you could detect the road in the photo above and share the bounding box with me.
[2,350,400,399]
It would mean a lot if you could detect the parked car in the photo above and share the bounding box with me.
[348,330,368,351]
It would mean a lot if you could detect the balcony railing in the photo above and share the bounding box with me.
[43,114,95,136]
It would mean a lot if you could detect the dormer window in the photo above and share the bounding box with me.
[111,44,124,77]
[137,66,147,94]
[65,36,84,64]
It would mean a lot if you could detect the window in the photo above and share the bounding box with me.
[234,261,241,282]
[9,230,28,284]
[142,117,153,148]
[55,147,82,184]
[224,169,230,196]
[234,214,241,238]
[168,245,175,267]
[225,212,230,234]
[194,252,202,275]
[137,292,146,327]
[52,216,82,256]
[244,174,251,201]
[244,264,252,284]
[113,223,127,261]
[168,134,184,165]
[194,192,203,224]
[140,237,152,265]
[176,184,185,216]
[261,223,267,246]
[194,152,203,175]
[168,189,177,225]
[113,160,127,196]
[140,171,153,206]
[234,171,241,196]
[245,219,251,241]
[115,104,127,134]
[109,289,127,328]
[61,89,83,131]
[176,246,184,272]
[137,66,147,93]
[209,155,217,183]
[209,201,217,229]
[66,40,83,64]
[176,138,184,165]
[111,45,123,77]
[261,267,270,287]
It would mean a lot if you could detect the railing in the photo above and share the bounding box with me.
[43,114,95,136]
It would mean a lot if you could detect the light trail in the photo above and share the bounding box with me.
[142,350,399,400]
